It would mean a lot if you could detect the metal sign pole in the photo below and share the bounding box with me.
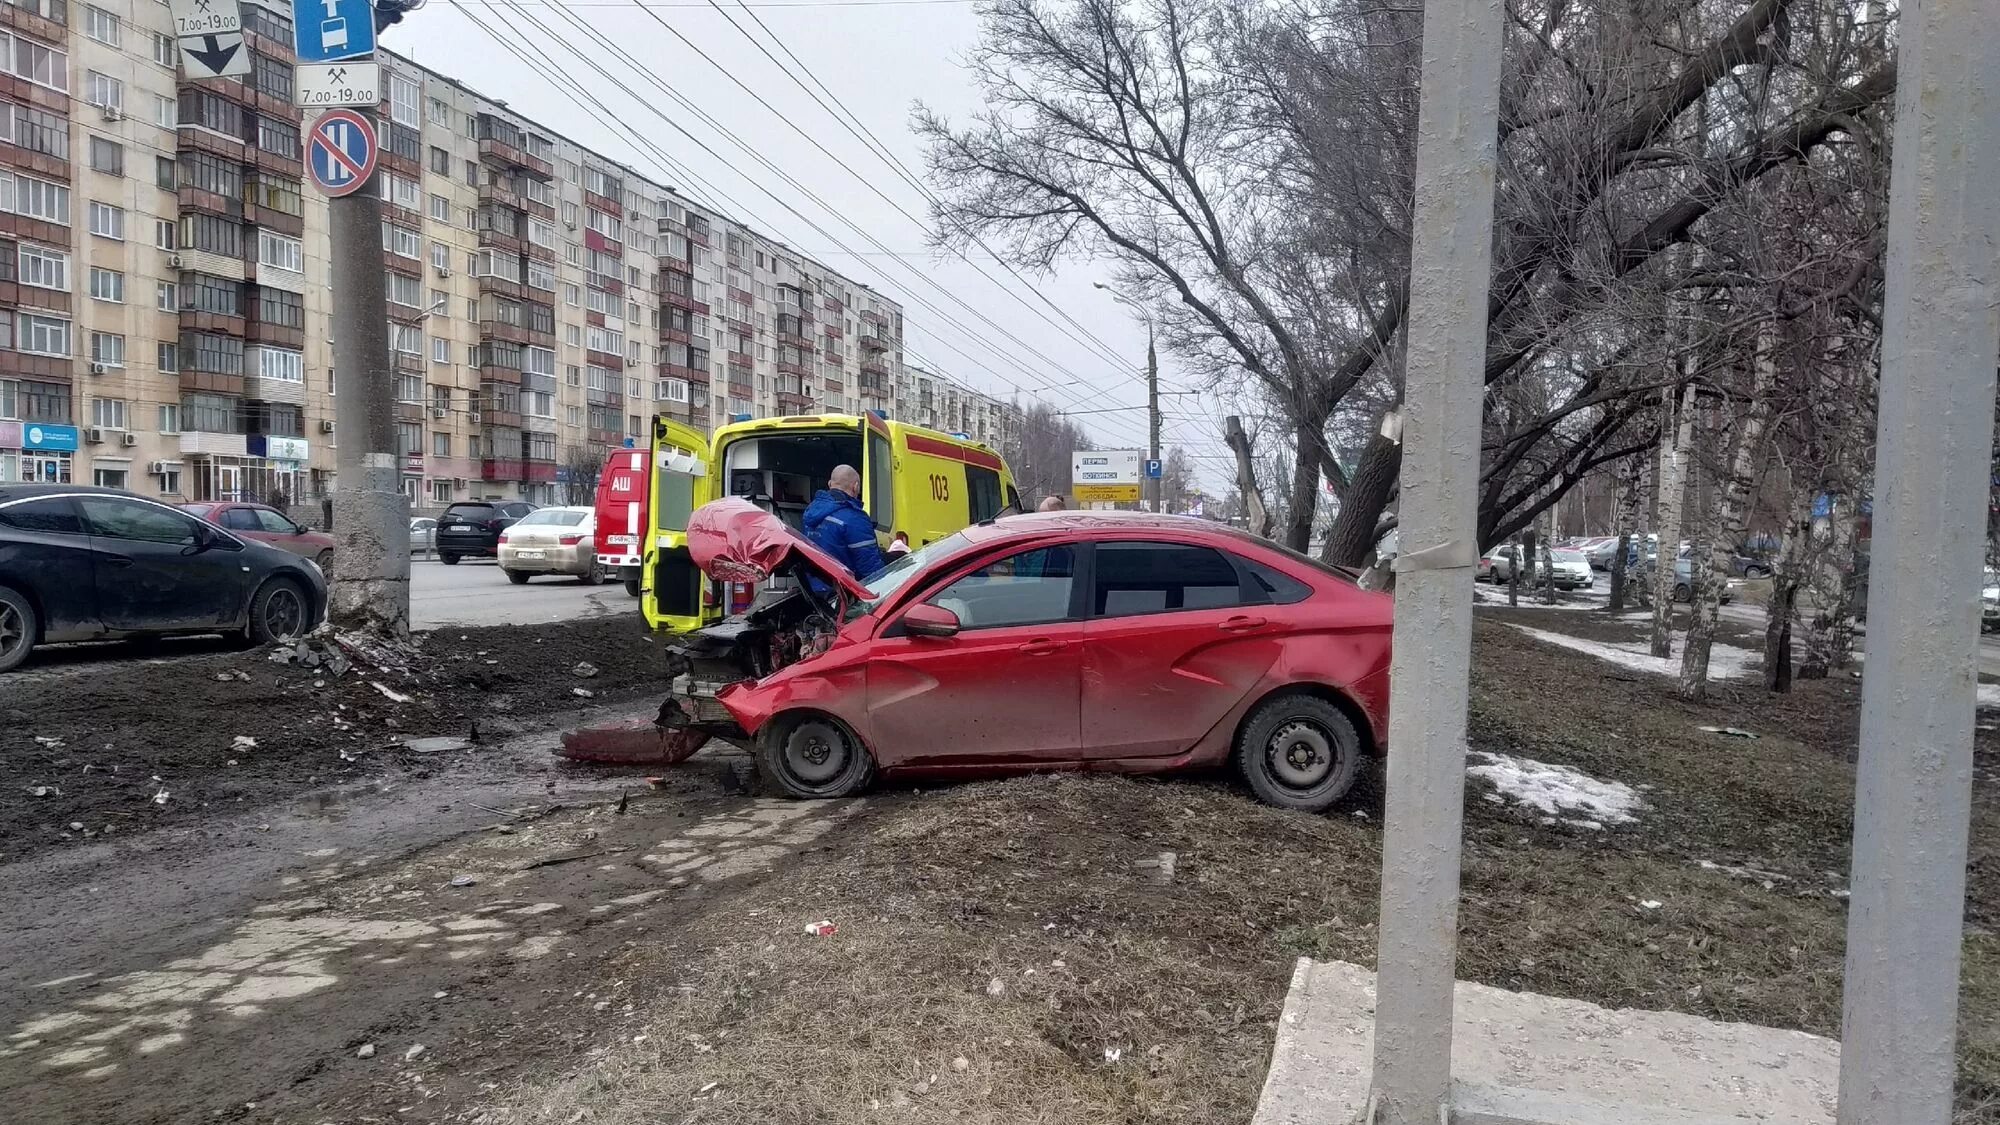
[1836,1,2000,1120]
[1367,0,1506,1118]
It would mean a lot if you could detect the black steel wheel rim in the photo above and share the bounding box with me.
[266,588,306,640]
[1268,719,1337,790]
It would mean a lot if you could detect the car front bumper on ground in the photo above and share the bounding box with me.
[499,542,593,576]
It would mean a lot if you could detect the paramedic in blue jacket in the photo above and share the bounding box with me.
[802,465,886,582]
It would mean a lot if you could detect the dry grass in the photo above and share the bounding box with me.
[481,618,2000,1125]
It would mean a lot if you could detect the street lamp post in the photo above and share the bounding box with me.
[1092,283,1160,512]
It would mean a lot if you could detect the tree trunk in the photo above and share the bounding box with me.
[1322,428,1401,565]
[1681,328,1778,702]
[1508,537,1521,606]
[1608,456,1643,611]
[1540,507,1558,603]
[1279,407,1329,553]
[1521,526,1539,600]
[1650,383,1695,658]
[1223,415,1273,540]
[1800,493,1860,678]
[1763,487,1813,692]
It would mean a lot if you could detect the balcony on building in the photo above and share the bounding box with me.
[0,0,67,55]
[859,327,891,352]
[476,114,555,180]
[860,357,891,380]
[776,313,811,350]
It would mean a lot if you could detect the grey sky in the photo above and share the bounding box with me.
[398,0,1238,493]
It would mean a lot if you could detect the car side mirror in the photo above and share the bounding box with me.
[901,602,961,639]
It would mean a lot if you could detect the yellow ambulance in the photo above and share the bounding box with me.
[640,412,1022,632]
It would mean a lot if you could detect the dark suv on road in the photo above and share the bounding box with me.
[434,500,537,564]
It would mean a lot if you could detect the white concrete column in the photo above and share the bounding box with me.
[1367,0,1506,1118]
[1837,2,2000,1122]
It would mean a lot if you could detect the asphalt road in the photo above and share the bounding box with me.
[409,554,639,630]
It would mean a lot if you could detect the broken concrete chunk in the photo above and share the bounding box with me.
[572,661,600,678]
[402,737,472,754]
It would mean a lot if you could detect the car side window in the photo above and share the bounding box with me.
[923,545,1076,630]
[78,497,202,545]
[253,509,297,534]
[0,498,83,535]
[1241,559,1311,604]
[1092,541,1246,617]
[221,507,260,531]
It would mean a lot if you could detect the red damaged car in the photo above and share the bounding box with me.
[659,499,1392,812]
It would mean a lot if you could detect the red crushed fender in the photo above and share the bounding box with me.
[556,717,706,765]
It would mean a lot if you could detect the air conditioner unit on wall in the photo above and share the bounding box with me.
[121,432,139,447]
[98,104,121,123]
[166,254,185,269]
[87,362,107,375]
[85,428,104,444]
[149,461,171,475]
[431,407,447,419]
[319,419,336,434]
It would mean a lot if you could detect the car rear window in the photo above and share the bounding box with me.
[445,503,498,517]
[514,510,586,527]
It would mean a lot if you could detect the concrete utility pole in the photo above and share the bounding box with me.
[1366,0,1504,1118]
[1146,325,1160,513]
[1837,3,1999,1120]
[326,110,410,636]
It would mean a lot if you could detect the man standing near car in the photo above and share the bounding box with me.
[803,465,886,581]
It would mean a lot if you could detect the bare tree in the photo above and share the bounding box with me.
[1000,400,1094,506]
[559,445,604,506]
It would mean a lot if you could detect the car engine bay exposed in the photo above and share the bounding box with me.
[657,562,845,745]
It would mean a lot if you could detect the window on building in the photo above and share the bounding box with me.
[88,333,124,368]
[256,287,303,329]
[90,397,127,429]
[88,201,123,240]
[5,32,69,91]
[179,150,241,197]
[431,431,450,457]
[157,403,180,433]
[87,136,121,175]
[155,219,175,250]
[256,115,299,158]
[182,274,242,316]
[181,393,234,433]
[91,468,127,489]
[181,333,244,374]
[428,194,449,222]
[257,348,303,382]
[18,313,70,357]
[88,267,122,303]
[427,146,448,176]
[428,97,449,126]
[259,230,302,272]
[464,159,477,186]
[7,171,70,224]
[17,243,65,290]
[0,102,70,160]
[246,173,302,217]
[85,70,121,110]
[155,154,174,191]
[156,280,177,311]
[390,323,423,358]
[157,343,179,375]
[430,336,449,364]
[381,172,418,210]
[389,73,420,128]
[250,52,291,100]
[395,421,421,454]
[151,31,174,66]
[385,271,422,307]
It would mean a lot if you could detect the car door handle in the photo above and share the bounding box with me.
[104,555,135,568]
[1219,615,1266,633]
[1017,638,1065,656]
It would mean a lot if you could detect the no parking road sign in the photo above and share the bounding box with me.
[306,108,378,197]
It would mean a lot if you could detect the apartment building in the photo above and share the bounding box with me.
[898,362,1023,453]
[0,0,908,509]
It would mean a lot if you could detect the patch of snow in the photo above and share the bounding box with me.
[1471,584,1605,611]
[1466,751,1643,827]
[1978,682,2000,710]
[1508,624,1758,680]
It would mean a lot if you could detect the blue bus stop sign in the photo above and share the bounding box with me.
[293,0,377,63]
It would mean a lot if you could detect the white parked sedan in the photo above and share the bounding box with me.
[410,516,437,556]
[497,507,606,584]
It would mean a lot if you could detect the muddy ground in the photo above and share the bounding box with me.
[0,609,1994,1123]
[0,617,670,861]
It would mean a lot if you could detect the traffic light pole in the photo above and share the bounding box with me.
[325,105,410,637]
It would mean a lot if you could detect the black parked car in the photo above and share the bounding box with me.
[434,500,537,564]
[0,485,327,673]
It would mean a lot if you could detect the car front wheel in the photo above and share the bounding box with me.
[623,577,641,598]
[0,586,37,674]
[758,714,876,799]
[1234,694,1364,813]
[248,578,312,644]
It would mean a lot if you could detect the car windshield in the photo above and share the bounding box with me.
[1554,550,1587,565]
[858,531,976,610]
[514,509,586,527]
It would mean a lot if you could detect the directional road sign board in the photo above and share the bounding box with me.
[170,0,240,36]
[305,108,378,197]
[178,31,251,80]
[294,61,382,108]
[292,0,377,63]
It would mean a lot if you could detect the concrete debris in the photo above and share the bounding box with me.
[232,736,258,752]
[151,788,170,805]
[356,1043,376,1059]
[1133,850,1177,885]
[68,821,84,831]
[1697,726,1760,739]
[214,673,235,682]
[403,1044,425,1062]
[25,785,59,798]
[401,736,472,754]
[449,875,478,887]
[985,976,1006,998]
[572,661,600,678]
[1638,900,1663,910]
[32,736,63,748]
[952,1056,969,1072]
[1104,1046,1123,1063]
[371,682,414,704]
[571,687,595,698]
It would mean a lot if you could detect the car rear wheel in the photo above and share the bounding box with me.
[758,714,875,799]
[623,577,641,598]
[1673,582,1691,602]
[440,552,461,566]
[0,587,37,674]
[248,578,311,645]
[582,560,606,585]
[315,549,334,569]
[1234,694,1364,813]
[505,569,530,585]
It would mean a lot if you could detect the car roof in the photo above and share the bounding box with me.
[0,483,156,504]
[969,511,1317,559]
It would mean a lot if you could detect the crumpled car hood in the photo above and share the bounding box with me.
[685,497,876,601]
